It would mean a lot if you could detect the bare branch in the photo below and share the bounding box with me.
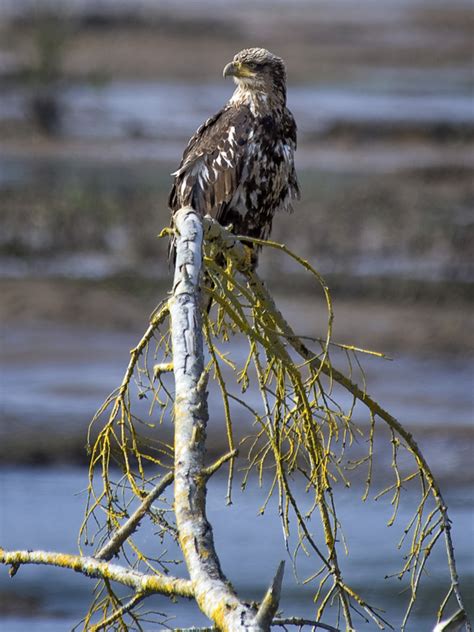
[255,561,285,627]
[204,449,239,480]
[433,610,468,632]
[0,547,193,598]
[96,447,237,563]
[97,471,174,561]
[202,216,471,632]
[273,618,340,631]
[171,207,281,630]
[89,591,147,632]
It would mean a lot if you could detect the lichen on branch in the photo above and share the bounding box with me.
[2,211,468,631]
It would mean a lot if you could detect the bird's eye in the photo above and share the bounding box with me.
[246,62,258,70]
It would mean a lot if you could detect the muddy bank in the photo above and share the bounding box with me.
[2,1,472,83]
[1,280,472,475]
[1,162,472,297]
[1,277,473,355]
[1,0,472,304]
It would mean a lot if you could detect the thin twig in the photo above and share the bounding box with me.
[97,471,174,561]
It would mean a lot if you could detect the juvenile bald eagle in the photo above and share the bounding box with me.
[169,47,299,267]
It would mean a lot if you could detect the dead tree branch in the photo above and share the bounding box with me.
[0,547,193,598]
[170,206,285,630]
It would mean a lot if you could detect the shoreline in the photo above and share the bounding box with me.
[1,276,473,355]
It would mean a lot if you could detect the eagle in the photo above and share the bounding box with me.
[169,47,299,268]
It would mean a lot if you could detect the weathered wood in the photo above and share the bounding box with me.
[0,547,193,597]
[170,207,282,631]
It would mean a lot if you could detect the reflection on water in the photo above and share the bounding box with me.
[0,467,472,630]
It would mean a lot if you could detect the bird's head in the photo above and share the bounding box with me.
[223,48,287,104]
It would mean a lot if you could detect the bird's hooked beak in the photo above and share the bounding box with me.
[223,61,254,79]
[223,61,236,78]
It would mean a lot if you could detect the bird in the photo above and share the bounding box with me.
[168,47,300,269]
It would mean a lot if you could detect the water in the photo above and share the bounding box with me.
[2,324,472,432]
[1,323,473,444]
[0,4,472,624]
[1,322,473,628]
[0,466,472,630]
[3,82,473,145]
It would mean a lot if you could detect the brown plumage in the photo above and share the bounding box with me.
[169,47,299,267]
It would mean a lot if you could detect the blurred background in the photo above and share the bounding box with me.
[0,0,473,629]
